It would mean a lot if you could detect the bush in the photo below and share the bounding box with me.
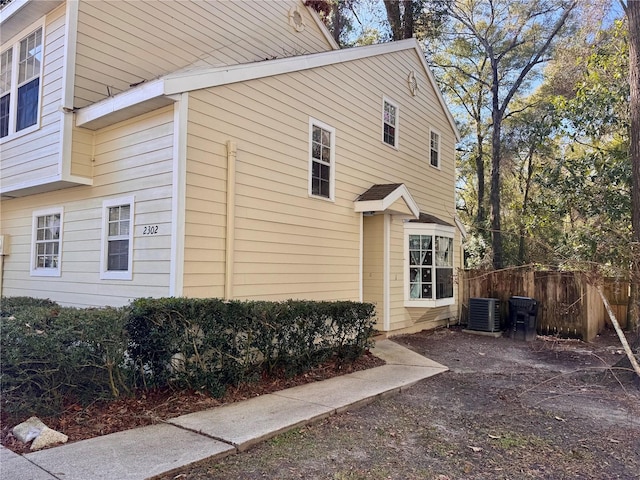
[1,301,129,419]
[126,298,376,396]
[1,296,376,420]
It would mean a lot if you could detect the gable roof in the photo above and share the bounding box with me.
[76,38,460,139]
[354,183,420,218]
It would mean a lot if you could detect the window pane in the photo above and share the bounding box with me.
[312,125,321,143]
[312,143,321,160]
[384,124,395,146]
[421,268,431,283]
[321,129,331,145]
[120,205,130,220]
[0,94,9,138]
[108,240,129,271]
[109,206,120,222]
[320,179,329,197]
[409,235,420,250]
[321,146,330,163]
[0,49,12,94]
[436,268,453,299]
[16,77,39,131]
[410,283,420,299]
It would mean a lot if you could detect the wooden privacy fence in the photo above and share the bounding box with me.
[460,269,630,341]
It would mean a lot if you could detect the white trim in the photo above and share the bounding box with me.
[359,212,363,302]
[304,3,340,50]
[100,196,135,281]
[382,96,399,149]
[30,206,63,277]
[403,222,455,308]
[75,79,166,127]
[383,213,391,331]
[429,128,441,169]
[1,174,92,198]
[354,184,420,219]
[308,117,335,202]
[169,94,188,296]
[61,0,78,109]
[454,215,468,240]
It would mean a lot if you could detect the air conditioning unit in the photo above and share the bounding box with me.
[468,298,501,332]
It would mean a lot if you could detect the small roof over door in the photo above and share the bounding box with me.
[354,183,420,218]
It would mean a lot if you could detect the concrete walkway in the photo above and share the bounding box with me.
[1,340,447,480]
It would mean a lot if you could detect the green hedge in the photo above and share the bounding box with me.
[0,302,129,418]
[1,297,376,420]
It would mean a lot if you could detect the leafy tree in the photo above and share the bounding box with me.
[442,0,578,269]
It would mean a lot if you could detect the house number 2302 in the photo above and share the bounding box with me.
[143,225,159,235]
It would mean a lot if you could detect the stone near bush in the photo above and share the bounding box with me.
[12,416,47,443]
[30,426,68,450]
[12,416,68,450]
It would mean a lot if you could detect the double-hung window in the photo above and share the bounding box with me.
[430,130,440,168]
[382,97,399,148]
[1,26,43,139]
[31,208,63,277]
[101,197,134,280]
[309,118,335,201]
[404,223,455,307]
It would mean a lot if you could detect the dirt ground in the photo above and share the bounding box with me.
[155,327,640,480]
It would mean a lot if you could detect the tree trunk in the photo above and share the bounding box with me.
[627,0,640,332]
[383,0,403,40]
[490,62,503,269]
[475,130,486,229]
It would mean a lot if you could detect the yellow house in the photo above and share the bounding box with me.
[0,0,461,336]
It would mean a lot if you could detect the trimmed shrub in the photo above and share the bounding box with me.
[126,298,376,395]
[1,296,376,420]
[1,300,129,419]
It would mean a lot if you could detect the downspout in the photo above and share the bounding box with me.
[383,213,391,331]
[225,141,237,300]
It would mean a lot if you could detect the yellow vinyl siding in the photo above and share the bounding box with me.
[363,215,385,330]
[0,107,175,307]
[182,45,456,311]
[74,0,333,108]
[0,5,65,191]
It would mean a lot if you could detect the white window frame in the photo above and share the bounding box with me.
[308,117,335,202]
[429,129,441,169]
[100,196,135,280]
[382,96,399,149]
[404,222,455,308]
[30,207,63,277]
[0,20,45,142]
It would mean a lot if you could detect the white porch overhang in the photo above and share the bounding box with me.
[354,183,420,218]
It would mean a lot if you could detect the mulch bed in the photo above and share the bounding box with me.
[1,351,384,454]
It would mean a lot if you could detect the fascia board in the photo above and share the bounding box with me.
[354,184,420,219]
[163,39,417,95]
[304,4,339,50]
[381,184,420,218]
[75,79,166,127]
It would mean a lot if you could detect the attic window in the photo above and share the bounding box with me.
[289,6,305,32]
